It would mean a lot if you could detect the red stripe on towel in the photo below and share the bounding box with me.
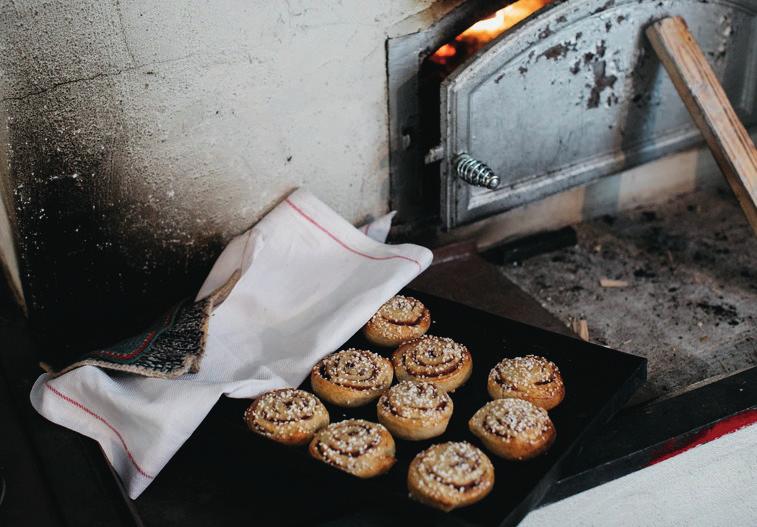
[284,198,421,271]
[44,382,155,479]
[96,309,175,360]
[96,330,157,360]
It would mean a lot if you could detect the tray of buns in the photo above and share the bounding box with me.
[135,290,646,527]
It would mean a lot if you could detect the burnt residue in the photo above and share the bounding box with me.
[708,15,733,63]
[587,61,617,109]
[642,211,657,221]
[633,267,657,278]
[696,302,741,326]
[591,0,616,15]
[1,46,224,366]
[580,40,617,109]
[627,45,657,110]
[596,40,607,58]
[500,190,757,403]
[6,89,225,364]
[538,25,554,39]
[542,43,568,60]
[542,40,577,61]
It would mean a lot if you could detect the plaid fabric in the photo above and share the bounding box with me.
[48,297,213,379]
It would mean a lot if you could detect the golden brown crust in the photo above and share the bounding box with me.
[407,442,494,511]
[310,349,393,407]
[487,355,565,410]
[363,295,431,347]
[377,381,453,441]
[468,398,556,461]
[308,419,396,478]
[244,388,329,446]
[392,335,472,393]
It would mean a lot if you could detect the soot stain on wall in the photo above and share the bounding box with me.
[0,0,451,362]
[5,75,223,364]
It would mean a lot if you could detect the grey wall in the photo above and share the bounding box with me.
[0,0,456,357]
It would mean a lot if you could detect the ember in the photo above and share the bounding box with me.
[430,0,552,65]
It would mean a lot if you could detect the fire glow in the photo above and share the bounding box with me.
[431,0,552,65]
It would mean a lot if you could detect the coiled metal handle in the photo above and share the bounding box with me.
[453,153,500,190]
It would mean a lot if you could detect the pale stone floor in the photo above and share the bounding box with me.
[522,422,757,527]
[501,188,756,404]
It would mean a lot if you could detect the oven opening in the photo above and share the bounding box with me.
[429,0,553,72]
[411,1,554,229]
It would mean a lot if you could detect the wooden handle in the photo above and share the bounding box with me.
[646,16,757,235]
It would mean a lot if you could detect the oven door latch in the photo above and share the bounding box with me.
[425,146,500,190]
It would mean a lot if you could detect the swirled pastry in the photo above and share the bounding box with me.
[377,381,453,441]
[487,355,564,410]
[363,295,431,347]
[244,388,329,446]
[392,336,472,393]
[311,349,393,407]
[469,398,556,460]
[309,419,396,478]
[407,442,494,511]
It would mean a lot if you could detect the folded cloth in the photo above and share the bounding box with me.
[44,297,215,379]
[30,189,431,498]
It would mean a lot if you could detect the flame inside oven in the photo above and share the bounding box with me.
[430,0,552,66]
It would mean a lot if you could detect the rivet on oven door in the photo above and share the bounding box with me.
[453,153,500,190]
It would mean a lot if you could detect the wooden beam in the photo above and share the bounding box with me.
[646,16,757,235]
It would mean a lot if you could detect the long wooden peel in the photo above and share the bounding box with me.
[646,16,757,235]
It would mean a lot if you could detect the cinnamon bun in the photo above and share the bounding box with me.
[377,381,453,441]
[392,336,472,393]
[487,355,564,410]
[469,398,556,460]
[309,419,396,478]
[244,388,329,446]
[310,349,393,407]
[407,442,494,511]
[363,295,431,347]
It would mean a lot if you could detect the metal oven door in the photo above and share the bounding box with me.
[440,0,757,228]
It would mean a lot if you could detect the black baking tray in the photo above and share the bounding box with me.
[134,290,646,527]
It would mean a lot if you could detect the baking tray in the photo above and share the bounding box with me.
[135,290,647,527]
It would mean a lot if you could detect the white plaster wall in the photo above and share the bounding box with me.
[0,104,23,309]
[0,0,459,323]
[0,0,457,232]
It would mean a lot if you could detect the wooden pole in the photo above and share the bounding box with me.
[646,16,757,235]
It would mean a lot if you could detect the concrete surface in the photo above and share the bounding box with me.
[501,187,757,403]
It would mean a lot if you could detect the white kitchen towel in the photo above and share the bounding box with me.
[30,189,431,498]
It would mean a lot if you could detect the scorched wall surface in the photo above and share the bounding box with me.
[0,0,457,356]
